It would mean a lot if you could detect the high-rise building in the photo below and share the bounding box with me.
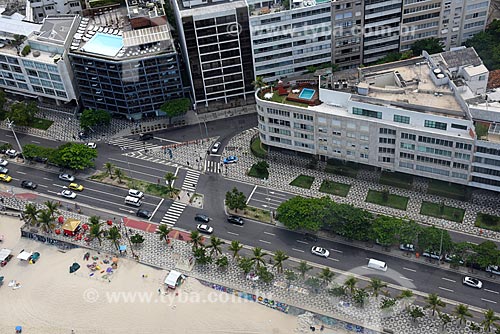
[255,47,500,193]
[27,0,82,23]
[173,0,255,110]
[0,12,78,105]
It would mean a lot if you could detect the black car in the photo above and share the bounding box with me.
[195,214,210,223]
[21,180,37,190]
[33,156,48,163]
[304,233,318,242]
[139,133,154,140]
[136,209,152,219]
[227,215,244,225]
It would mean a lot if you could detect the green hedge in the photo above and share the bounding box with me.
[250,136,267,159]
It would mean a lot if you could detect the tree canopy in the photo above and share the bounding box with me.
[465,20,500,70]
[225,187,247,212]
[410,37,444,56]
[7,101,38,126]
[79,109,111,130]
[370,215,401,246]
[52,143,97,170]
[160,98,190,123]
[276,196,331,231]
[418,225,453,254]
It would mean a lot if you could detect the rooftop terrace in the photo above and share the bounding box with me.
[248,0,330,16]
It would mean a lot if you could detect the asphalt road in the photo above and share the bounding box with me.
[2,115,500,313]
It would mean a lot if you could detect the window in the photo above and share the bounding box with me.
[379,138,396,144]
[379,147,395,154]
[379,157,393,163]
[416,165,450,176]
[424,120,447,130]
[360,134,369,141]
[269,127,291,136]
[293,113,313,121]
[451,172,468,179]
[451,123,467,130]
[417,136,453,147]
[399,162,414,169]
[318,127,327,133]
[360,153,368,159]
[455,142,472,150]
[400,142,415,150]
[268,118,290,127]
[267,108,290,117]
[318,117,326,124]
[294,132,314,140]
[394,114,410,124]
[453,162,469,170]
[332,131,341,136]
[347,132,356,138]
[401,133,416,140]
[347,123,356,129]
[400,152,415,159]
[294,123,314,131]
[380,128,396,135]
[360,125,369,132]
[417,145,452,157]
[353,107,382,119]
[46,65,58,73]
[454,152,471,160]
[417,155,451,166]
[332,119,341,127]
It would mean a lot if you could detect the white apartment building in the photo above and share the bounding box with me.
[256,47,500,192]
[27,0,82,23]
[0,13,79,104]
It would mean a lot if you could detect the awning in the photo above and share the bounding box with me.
[62,218,81,232]
[17,251,32,261]
[164,270,183,288]
[0,248,12,261]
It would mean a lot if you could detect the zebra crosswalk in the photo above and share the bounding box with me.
[204,160,221,174]
[108,137,159,151]
[160,201,187,227]
[182,169,200,192]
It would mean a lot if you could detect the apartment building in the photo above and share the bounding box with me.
[0,13,78,105]
[256,47,500,193]
[173,0,255,110]
[27,0,82,23]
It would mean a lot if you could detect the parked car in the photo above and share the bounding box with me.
[0,174,12,183]
[0,158,8,166]
[59,173,75,182]
[422,250,442,260]
[227,215,244,225]
[128,189,144,198]
[462,276,482,289]
[195,214,210,223]
[78,131,89,140]
[0,167,8,174]
[223,156,238,164]
[86,142,97,149]
[136,209,152,219]
[444,254,464,265]
[311,246,329,258]
[33,156,48,163]
[139,133,154,140]
[304,233,318,242]
[60,190,77,199]
[211,142,221,154]
[399,244,415,252]
[68,183,84,191]
[5,149,17,158]
[21,180,37,190]
[486,265,500,275]
[197,223,214,234]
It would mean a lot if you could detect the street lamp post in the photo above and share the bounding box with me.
[194,111,209,141]
[5,118,23,154]
[120,146,133,178]
[438,221,445,265]
[264,178,272,223]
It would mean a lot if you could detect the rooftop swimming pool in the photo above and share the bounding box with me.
[298,88,315,100]
[82,33,123,57]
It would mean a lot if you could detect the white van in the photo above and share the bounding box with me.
[124,196,142,207]
[128,189,144,198]
[367,258,387,272]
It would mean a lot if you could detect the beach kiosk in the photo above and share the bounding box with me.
[62,218,81,236]
[0,248,12,266]
[17,251,32,261]
[164,270,183,289]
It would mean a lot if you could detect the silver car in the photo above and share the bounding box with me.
[59,173,75,182]
[60,189,77,199]
[462,276,482,289]
[311,246,330,258]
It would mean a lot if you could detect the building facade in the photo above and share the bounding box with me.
[173,0,255,110]
[256,47,500,193]
[0,14,79,104]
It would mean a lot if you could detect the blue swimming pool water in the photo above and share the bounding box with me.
[299,88,315,100]
[82,33,123,57]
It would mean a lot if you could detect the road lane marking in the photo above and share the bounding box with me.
[38,184,48,188]
[31,140,40,144]
[259,239,271,244]
[484,289,499,294]
[328,258,339,262]
[403,267,417,272]
[150,198,163,220]
[118,207,135,213]
[16,171,26,175]
[246,185,257,205]
[441,278,456,283]
[296,240,308,245]
[330,249,343,253]
[264,231,275,236]
[227,231,239,236]
[481,298,497,304]
[438,287,454,292]
[292,248,304,253]
[400,276,413,281]
[43,177,51,181]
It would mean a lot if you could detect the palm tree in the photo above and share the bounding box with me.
[228,240,243,259]
[439,312,452,332]
[251,247,268,270]
[114,168,125,183]
[89,220,104,246]
[318,267,335,286]
[104,162,114,177]
[453,304,473,326]
[38,209,54,233]
[273,250,289,273]
[89,215,100,225]
[164,172,177,195]
[284,269,297,289]
[216,256,229,270]
[425,293,446,316]
[344,276,358,295]
[367,277,388,298]
[251,76,266,90]
[44,200,59,219]
[238,256,254,275]
[296,260,313,279]
[156,224,172,243]
[409,306,425,323]
[23,203,39,225]
[107,226,121,250]
[189,230,204,250]
[397,290,414,311]
[481,309,500,333]
[206,236,225,258]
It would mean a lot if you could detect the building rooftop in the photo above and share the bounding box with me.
[438,47,482,69]
[126,0,165,19]
[0,8,40,37]
[35,15,79,45]
[178,0,246,16]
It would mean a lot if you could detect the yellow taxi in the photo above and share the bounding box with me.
[68,183,84,191]
[0,174,12,183]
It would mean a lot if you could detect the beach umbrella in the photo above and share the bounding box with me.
[55,229,61,235]
[82,224,89,231]
[15,326,22,333]
[58,216,64,223]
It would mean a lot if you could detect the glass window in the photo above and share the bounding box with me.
[53,82,64,90]
[32,85,43,93]
[46,65,58,73]
[55,90,67,98]
[38,72,50,79]
[29,77,40,85]
[352,107,382,119]
[424,120,447,130]
[49,73,61,82]
[22,60,34,68]
[394,114,410,124]
[44,88,55,95]
[18,83,28,90]
[35,62,46,70]
[40,79,52,87]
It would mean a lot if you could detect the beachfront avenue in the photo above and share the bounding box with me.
[1,124,500,315]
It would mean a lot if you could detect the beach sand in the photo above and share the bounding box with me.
[0,216,300,334]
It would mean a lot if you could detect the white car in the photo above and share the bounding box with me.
[311,246,330,258]
[197,224,214,234]
[60,189,77,199]
[462,276,482,289]
[0,167,8,174]
[0,158,8,166]
[128,189,144,198]
[86,142,97,149]
[5,149,18,158]
[211,142,221,154]
[59,173,75,182]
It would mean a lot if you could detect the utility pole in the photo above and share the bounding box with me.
[438,221,445,265]
[6,118,23,154]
